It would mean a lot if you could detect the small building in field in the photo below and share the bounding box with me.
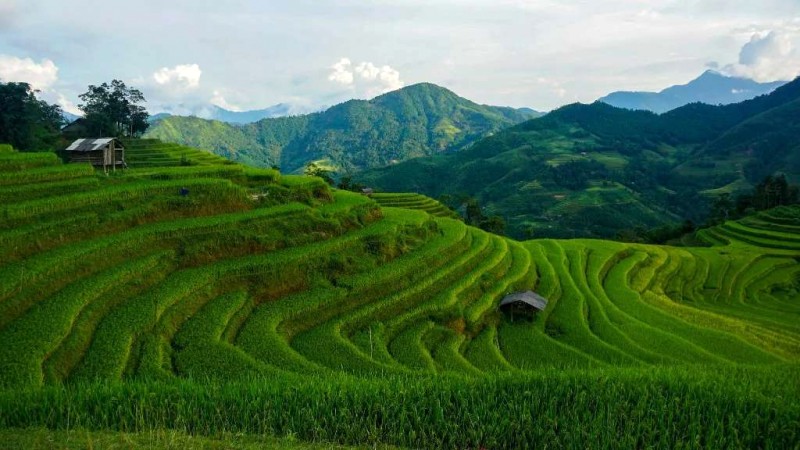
[361,187,374,196]
[65,138,126,173]
[499,291,548,320]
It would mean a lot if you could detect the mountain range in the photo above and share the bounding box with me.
[598,71,786,113]
[145,83,542,171]
[149,103,322,125]
[358,77,800,239]
[143,73,799,239]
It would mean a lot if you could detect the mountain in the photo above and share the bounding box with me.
[149,103,321,125]
[144,83,542,171]
[148,112,172,122]
[208,103,322,123]
[598,71,787,113]
[358,77,800,239]
[61,111,81,123]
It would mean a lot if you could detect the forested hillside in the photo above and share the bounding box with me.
[359,77,800,239]
[145,83,540,172]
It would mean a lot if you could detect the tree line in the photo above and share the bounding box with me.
[623,174,800,244]
[0,79,149,152]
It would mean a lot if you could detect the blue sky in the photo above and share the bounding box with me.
[1,0,799,115]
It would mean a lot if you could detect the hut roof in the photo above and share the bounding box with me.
[66,138,124,152]
[499,291,548,311]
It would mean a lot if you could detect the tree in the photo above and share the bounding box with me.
[479,215,506,235]
[751,174,798,211]
[337,175,352,190]
[78,79,149,137]
[465,198,483,224]
[304,162,334,186]
[460,196,506,235]
[710,193,733,223]
[0,82,63,151]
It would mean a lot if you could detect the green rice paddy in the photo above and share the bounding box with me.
[0,139,798,448]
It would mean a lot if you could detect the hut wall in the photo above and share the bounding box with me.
[68,150,105,166]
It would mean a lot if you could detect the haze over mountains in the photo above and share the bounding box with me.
[145,83,541,170]
[150,103,323,125]
[598,71,787,113]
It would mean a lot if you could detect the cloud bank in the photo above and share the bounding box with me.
[724,31,800,82]
[0,55,58,90]
[152,64,202,89]
[329,58,405,97]
[0,54,83,115]
[210,90,242,112]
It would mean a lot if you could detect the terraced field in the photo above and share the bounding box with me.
[1,140,799,448]
[370,192,460,218]
[122,138,233,168]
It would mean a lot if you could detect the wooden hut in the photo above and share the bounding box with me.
[65,138,126,173]
[499,291,548,320]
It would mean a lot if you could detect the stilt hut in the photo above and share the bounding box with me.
[499,291,548,321]
[65,138,126,173]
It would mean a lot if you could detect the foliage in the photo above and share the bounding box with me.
[145,83,539,172]
[706,174,800,224]
[359,77,800,239]
[1,368,798,449]
[0,82,63,151]
[303,162,334,186]
[78,79,149,137]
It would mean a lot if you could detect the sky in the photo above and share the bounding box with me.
[1,0,799,115]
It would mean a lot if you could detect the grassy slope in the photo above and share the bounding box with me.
[1,140,799,448]
[145,83,539,173]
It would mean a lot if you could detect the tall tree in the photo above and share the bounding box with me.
[78,79,149,137]
[304,162,334,185]
[0,82,63,151]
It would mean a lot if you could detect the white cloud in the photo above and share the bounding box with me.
[210,90,242,112]
[152,64,202,89]
[723,31,800,82]
[56,93,82,115]
[328,58,404,97]
[354,62,404,93]
[0,55,58,90]
[328,58,354,85]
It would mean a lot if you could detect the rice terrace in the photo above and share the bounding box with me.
[0,136,798,448]
[2,1,800,448]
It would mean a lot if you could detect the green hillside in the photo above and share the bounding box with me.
[1,141,799,448]
[144,83,539,172]
[359,77,800,239]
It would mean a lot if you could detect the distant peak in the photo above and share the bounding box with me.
[370,82,460,102]
[397,82,456,94]
[698,69,724,79]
